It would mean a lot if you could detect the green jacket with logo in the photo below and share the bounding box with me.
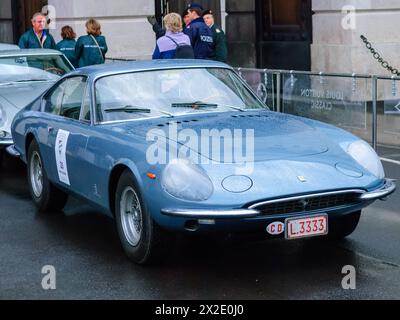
[56,39,78,68]
[75,35,108,68]
[18,29,56,49]
[210,25,227,63]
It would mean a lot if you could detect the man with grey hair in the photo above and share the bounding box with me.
[18,12,56,49]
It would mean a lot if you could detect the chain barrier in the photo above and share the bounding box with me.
[360,35,400,76]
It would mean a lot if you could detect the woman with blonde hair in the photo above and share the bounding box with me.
[152,13,193,59]
[75,19,108,67]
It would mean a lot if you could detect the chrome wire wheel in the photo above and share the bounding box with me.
[30,151,43,198]
[120,186,143,247]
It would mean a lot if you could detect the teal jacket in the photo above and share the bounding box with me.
[56,39,78,68]
[75,35,108,68]
[210,25,227,63]
[18,29,56,49]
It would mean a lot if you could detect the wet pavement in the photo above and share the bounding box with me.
[0,149,399,300]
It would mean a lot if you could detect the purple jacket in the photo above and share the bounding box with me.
[152,31,191,59]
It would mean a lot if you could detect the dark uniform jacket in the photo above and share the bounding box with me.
[184,17,214,59]
[56,39,78,68]
[75,35,108,68]
[18,29,56,49]
[210,24,227,63]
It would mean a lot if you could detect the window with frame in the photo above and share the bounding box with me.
[44,76,88,121]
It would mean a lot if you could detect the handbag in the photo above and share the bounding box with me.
[90,35,105,63]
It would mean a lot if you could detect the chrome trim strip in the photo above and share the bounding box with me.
[0,139,13,146]
[5,145,20,157]
[248,189,365,209]
[161,208,260,218]
[359,179,396,200]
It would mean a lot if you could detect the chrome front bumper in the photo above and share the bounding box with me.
[161,179,396,219]
[5,144,20,157]
[0,138,13,147]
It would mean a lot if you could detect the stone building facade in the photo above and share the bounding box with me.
[1,0,400,75]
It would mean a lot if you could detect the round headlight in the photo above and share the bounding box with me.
[345,140,385,179]
[161,158,214,201]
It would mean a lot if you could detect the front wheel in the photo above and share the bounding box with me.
[115,170,171,264]
[27,140,68,213]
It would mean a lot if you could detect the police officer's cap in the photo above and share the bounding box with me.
[202,9,214,17]
[187,3,204,11]
[182,9,189,18]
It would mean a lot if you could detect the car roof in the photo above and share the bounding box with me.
[0,49,63,57]
[0,43,20,51]
[71,59,233,78]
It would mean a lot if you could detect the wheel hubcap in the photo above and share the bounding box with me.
[30,151,43,198]
[120,186,143,246]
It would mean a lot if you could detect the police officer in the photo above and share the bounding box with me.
[184,3,214,59]
[18,12,56,49]
[56,26,78,67]
[75,19,108,68]
[202,9,228,63]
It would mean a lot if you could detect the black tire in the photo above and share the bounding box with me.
[115,170,171,265]
[27,140,68,213]
[327,211,361,240]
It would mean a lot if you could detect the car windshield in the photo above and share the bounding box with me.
[0,55,73,83]
[95,68,267,123]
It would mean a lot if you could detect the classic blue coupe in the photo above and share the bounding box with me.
[8,60,396,264]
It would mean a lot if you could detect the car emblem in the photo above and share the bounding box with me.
[299,199,309,210]
[297,176,307,182]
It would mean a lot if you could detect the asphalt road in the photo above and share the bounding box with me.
[0,148,399,300]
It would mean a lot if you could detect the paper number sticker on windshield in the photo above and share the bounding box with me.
[55,129,70,186]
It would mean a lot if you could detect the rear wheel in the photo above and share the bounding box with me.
[327,211,361,240]
[27,140,68,212]
[115,170,171,264]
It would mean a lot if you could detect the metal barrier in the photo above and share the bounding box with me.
[102,60,400,150]
[236,68,400,151]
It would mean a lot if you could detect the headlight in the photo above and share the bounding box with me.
[344,140,385,179]
[161,158,214,201]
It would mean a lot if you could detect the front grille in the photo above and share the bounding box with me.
[251,192,362,216]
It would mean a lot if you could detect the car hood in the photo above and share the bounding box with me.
[0,81,53,109]
[117,111,336,163]
[0,81,53,133]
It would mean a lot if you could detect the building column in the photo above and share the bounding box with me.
[225,0,256,67]
[312,0,400,75]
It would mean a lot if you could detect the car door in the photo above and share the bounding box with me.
[41,76,93,198]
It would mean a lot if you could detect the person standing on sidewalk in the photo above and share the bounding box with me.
[75,19,108,68]
[184,3,214,59]
[202,9,228,63]
[18,12,56,49]
[56,26,78,67]
[152,13,193,60]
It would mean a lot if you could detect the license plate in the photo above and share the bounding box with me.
[285,214,328,240]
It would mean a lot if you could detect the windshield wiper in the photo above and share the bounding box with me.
[171,101,218,109]
[104,105,151,114]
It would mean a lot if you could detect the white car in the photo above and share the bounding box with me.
[0,49,74,158]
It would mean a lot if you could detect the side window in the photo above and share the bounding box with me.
[44,76,87,120]
[79,84,91,122]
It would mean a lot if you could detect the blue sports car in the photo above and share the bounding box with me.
[8,60,396,264]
